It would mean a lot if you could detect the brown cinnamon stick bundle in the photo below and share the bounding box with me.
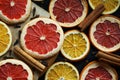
[96,51,120,66]
[13,46,46,72]
[79,4,105,31]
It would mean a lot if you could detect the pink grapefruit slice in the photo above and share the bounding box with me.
[80,61,118,80]
[90,15,120,52]
[20,17,64,59]
[49,0,88,27]
[0,0,32,24]
[0,59,33,80]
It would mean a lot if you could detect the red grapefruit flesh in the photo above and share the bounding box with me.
[0,0,31,24]
[80,61,118,80]
[53,0,83,23]
[49,0,88,27]
[94,20,120,48]
[25,21,60,54]
[90,15,120,52]
[20,18,64,59]
[85,66,112,80]
[0,59,33,80]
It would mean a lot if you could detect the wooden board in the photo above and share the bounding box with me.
[0,2,58,80]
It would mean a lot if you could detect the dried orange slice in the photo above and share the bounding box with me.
[80,61,118,80]
[61,30,90,61]
[45,62,79,80]
[49,0,88,27]
[88,0,120,14]
[0,21,12,56]
[0,0,32,24]
[20,18,64,59]
[90,15,120,52]
[0,59,33,80]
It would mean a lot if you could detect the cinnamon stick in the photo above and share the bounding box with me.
[78,4,105,31]
[99,58,120,66]
[13,46,46,72]
[96,51,120,66]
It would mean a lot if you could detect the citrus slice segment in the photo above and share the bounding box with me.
[0,21,12,56]
[88,0,120,14]
[61,30,90,61]
[90,15,120,52]
[0,0,32,24]
[0,59,33,80]
[45,62,79,80]
[20,18,64,59]
[80,61,118,80]
[49,0,88,27]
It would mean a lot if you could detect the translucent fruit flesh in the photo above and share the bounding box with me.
[46,62,79,80]
[0,0,27,19]
[25,21,60,54]
[0,24,10,53]
[63,33,86,58]
[94,20,120,48]
[0,63,28,80]
[53,0,84,23]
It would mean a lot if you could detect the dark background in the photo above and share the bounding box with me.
[32,0,120,80]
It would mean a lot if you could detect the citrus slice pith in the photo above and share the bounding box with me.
[90,15,120,52]
[0,59,33,80]
[88,0,120,14]
[0,0,32,24]
[49,0,88,27]
[0,21,12,56]
[80,61,118,80]
[45,62,79,80]
[61,30,90,61]
[20,18,64,59]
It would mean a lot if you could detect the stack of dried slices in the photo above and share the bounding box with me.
[0,0,120,80]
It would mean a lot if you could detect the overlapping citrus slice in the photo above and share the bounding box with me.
[0,21,12,56]
[20,18,64,59]
[0,59,33,80]
[88,0,120,14]
[49,0,88,27]
[45,62,79,80]
[0,0,32,24]
[61,30,90,61]
[90,15,120,52]
[80,61,118,80]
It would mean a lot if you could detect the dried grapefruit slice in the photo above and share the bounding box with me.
[45,62,79,80]
[61,30,90,61]
[0,21,12,56]
[80,61,118,80]
[0,59,33,80]
[90,15,120,52]
[0,0,32,24]
[20,18,64,59]
[49,0,88,27]
[88,0,120,14]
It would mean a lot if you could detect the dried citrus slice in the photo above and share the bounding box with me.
[90,15,120,52]
[49,0,88,27]
[45,62,79,80]
[88,0,120,14]
[0,0,32,24]
[0,21,12,56]
[80,61,118,80]
[20,18,64,59]
[61,30,90,61]
[0,59,33,80]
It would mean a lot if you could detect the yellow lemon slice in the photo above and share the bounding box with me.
[88,0,120,14]
[61,30,90,61]
[45,62,79,80]
[0,21,12,56]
